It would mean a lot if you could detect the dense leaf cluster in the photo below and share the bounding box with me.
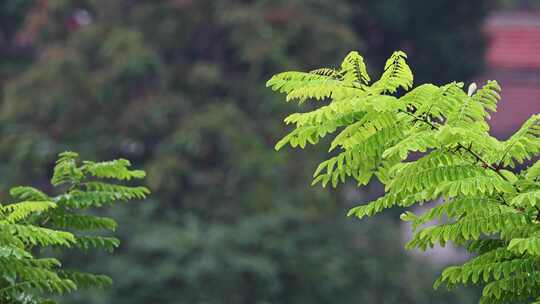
[0,1,490,303]
[269,51,540,304]
[0,152,148,303]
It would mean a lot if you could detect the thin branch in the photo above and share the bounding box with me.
[496,141,517,170]
[399,108,508,181]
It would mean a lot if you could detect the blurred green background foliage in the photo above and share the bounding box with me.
[0,0,513,303]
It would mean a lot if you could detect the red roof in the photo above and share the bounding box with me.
[485,12,540,69]
[478,12,540,137]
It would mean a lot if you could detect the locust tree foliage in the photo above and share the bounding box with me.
[0,152,149,303]
[268,50,540,304]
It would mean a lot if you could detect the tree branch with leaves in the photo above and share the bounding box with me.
[0,152,149,304]
[268,51,540,304]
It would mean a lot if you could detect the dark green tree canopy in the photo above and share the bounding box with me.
[0,1,491,303]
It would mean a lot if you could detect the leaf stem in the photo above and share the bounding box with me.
[399,109,508,181]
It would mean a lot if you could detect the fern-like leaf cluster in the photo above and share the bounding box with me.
[0,152,149,303]
[269,51,540,304]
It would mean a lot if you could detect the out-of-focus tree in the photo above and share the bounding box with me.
[0,0,489,303]
[0,0,34,86]
[349,1,490,84]
[495,0,540,10]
